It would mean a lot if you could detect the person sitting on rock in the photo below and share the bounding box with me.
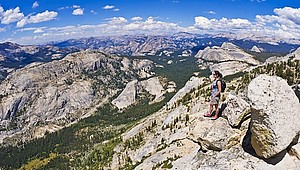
[204,70,222,120]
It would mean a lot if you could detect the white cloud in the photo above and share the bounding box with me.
[91,10,97,14]
[192,7,300,44]
[12,16,184,44]
[7,7,300,45]
[131,16,143,21]
[32,1,39,9]
[194,16,211,29]
[16,10,58,27]
[73,5,80,9]
[16,18,27,27]
[194,16,251,30]
[103,5,115,10]
[58,6,70,10]
[274,7,300,25]
[113,8,120,12]
[107,17,128,24]
[208,11,216,14]
[1,7,24,24]
[122,16,181,34]
[33,28,44,33]
[18,27,44,32]
[72,8,84,15]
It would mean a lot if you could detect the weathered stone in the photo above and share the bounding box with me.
[264,47,300,65]
[196,145,300,170]
[111,80,138,109]
[134,139,200,170]
[222,94,251,127]
[139,77,165,103]
[248,74,300,158]
[111,77,166,109]
[209,61,250,77]
[188,118,238,151]
[195,42,260,65]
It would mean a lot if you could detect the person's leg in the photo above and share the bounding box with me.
[211,104,219,120]
[204,102,214,117]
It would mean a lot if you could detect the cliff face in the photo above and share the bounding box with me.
[0,50,154,146]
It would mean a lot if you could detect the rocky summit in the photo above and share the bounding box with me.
[109,72,300,170]
[106,47,300,169]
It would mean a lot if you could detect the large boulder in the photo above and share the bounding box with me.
[248,74,300,158]
[222,94,251,127]
[188,118,238,151]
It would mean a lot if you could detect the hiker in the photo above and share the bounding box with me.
[204,70,222,120]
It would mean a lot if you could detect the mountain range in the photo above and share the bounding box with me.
[50,33,300,56]
[0,34,300,169]
[0,42,77,81]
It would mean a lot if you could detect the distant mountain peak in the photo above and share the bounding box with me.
[220,42,239,50]
[250,45,262,53]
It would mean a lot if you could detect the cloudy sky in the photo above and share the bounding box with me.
[0,0,299,44]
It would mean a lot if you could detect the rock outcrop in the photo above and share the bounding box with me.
[112,80,138,109]
[222,94,251,127]
[248,74,300,158]
[0,42,76,81]
[139,77,165,103]
[195,42,260,77]
[112,77,166,109]
[290,47,300,61]
[195,42,260,65]
[209,61,250,77]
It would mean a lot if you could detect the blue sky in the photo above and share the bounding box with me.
[0,0,299,44]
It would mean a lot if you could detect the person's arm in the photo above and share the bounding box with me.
[214,80,222,97]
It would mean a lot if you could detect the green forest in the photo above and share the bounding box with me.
[0,54,199,169]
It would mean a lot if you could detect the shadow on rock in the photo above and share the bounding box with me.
[242,123,286,165]
[219,103,227,117]
[242,126,256,157]
[263,150,287,165]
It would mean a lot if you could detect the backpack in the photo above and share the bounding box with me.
[218,79,226,92]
